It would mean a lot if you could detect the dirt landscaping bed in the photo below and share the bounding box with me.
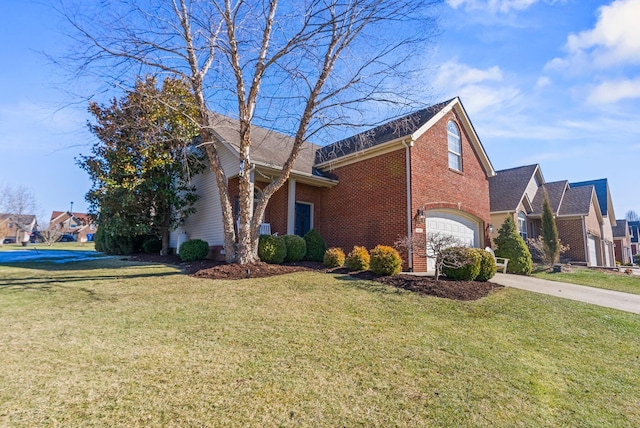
[127,254,502,301]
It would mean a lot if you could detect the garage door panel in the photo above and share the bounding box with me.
[425,211,479,270]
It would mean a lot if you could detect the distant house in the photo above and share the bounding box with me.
[0,213,37,243]
[489,165,616,267]
[49,211,97,242]
[612,219,632,265]
[171,97,496,271]
[629,221,640,257]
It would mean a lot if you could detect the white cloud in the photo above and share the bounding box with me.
[433,61,520,116]
[586,78,640,104]
[447,0,554,13]
[549,0,640,70]
[536,76,551,89]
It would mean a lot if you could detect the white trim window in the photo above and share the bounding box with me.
[518,211,527,240]
[447,121,462,171]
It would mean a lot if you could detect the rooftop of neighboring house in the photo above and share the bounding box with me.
[530,180,569,216]
[558,185,596,216]
[488,164,542,212]
[50,211,94,226]
[613,219,630,238]
[0,213,37,230]
[570,178,615,222]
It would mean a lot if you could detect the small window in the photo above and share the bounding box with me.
[447,121,462,171]
[518,212,527,240]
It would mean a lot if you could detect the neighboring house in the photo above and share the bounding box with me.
[570,179,616,267]
[171,97,496,271]
[629,221,640,256]
[49,211,98,242]
[489,165,616,267]
[488,164,544,242]
[612,219,632,265]
[0,213,37,243]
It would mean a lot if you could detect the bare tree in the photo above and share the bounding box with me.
[0,185,37,216]
[395,232,470,281]
[60,0,441,264]
[626,210,639,222]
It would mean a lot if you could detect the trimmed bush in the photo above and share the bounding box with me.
[142,237,163,254]
[474,248,497,282]
[179,238,210,262]
[94,228,135,255]
[495,217,533,275]
[346,246,370,271]
[441,247,481,281]
[258,234,286,264]
[304,229,327,262]
[282,234,307,262]
[370,245,403,276]
[323,247,346,268]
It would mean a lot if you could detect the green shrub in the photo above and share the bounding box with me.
[323,247,346,268]
[94,228,135,255]
[179,239,210,262]
[369,245,403,276]
[142,237,163,254]
[474,248,497,282]
[304,229,327,262]
[282,235,307,262]
[495,217,533,275]
[346,246,370,271]
[258,234,287,264]
[441,247,481,281]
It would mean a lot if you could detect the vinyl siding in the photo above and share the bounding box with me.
[169,144,237,249]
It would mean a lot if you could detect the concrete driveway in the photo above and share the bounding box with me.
[0,249,110,264]
[491,273,640,314]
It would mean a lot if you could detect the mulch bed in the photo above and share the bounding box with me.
[127,254,502,301]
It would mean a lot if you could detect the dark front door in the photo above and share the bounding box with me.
[295,203,311,236]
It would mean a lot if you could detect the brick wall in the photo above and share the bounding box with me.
[318,149,408,258]
[409,111,491,269]
[557,217,586,263]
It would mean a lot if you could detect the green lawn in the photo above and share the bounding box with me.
[533,267,640,295]
[1,259,639,427]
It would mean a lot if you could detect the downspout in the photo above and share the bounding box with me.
[402,139,414,271]
[582,216,589,265]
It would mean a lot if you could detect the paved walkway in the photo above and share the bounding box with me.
[490,273,640,314]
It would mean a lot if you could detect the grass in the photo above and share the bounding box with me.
[533,266,640,295]
[1,258,639,427]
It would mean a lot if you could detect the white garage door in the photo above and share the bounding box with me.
[587,236,598,267]
[425,211,479,270]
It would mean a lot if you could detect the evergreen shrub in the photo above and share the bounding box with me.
[494,217,533,275]
[282,235,307,262]
[179,238,210,262]
[258,234,286,264]
[304,229,327,262]
[323,247,346,268]
[345,246,370,271]
[474,248,497,282]
[441,247,481,281]
[369,245,402,276]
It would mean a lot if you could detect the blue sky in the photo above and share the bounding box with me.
[1,0,638,223]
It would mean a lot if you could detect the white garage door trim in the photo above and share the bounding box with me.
[603,242,611,267]
[425,210,480,270]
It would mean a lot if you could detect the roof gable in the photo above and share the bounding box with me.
[613,219,630,238]
[314,97,496,177]
[558,186,598,217]
[489,164,541,212]
[530,180,568,215]
[570,178,616,224]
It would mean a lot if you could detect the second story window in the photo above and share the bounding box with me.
[447,121,462,171]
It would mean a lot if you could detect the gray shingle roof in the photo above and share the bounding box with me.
[558,186,594,216]
[314,99,454,164]
[613,219,629,238]
[489,164,539,212]
[530,180,568,215]
[570,178,609,216]
[208,112,326,177]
